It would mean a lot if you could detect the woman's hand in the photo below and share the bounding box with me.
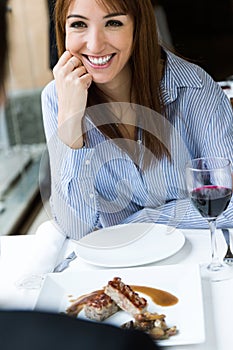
[53,51,92,148]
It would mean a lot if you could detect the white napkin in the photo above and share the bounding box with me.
[18,220,66,277]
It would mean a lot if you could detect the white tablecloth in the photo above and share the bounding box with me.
[0,227,233,349]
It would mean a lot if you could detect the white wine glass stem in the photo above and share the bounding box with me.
[208,219,222,271]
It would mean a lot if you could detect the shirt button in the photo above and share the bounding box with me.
[89,193,94,199]
[137,139,142,145]
[85,159,90,165]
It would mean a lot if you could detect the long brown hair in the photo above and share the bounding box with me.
[55,0,170,161]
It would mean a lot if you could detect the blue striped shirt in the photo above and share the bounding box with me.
[41,50,233,239]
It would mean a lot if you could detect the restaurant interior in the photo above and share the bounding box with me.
[0,1,233,348]
[1,0,233,237]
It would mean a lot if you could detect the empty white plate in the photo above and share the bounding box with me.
[75,223,185,267]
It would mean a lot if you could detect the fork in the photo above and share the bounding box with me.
[53,251,77,272]
[222,229,233,265]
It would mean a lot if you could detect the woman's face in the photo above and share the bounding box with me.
[65,0,134,86]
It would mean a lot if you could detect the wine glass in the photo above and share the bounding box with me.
[186,157,233,281]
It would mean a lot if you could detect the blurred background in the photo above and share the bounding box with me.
[153,0,233,81]
[0,0,233,236]
[0,0,52,236]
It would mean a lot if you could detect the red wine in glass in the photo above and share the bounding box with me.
[191,186,232,219]
[186,157,233,280]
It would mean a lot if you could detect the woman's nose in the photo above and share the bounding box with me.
[86,28,106,53]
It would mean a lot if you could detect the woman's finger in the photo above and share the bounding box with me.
[55,50,72,67]
[79,73,93,89]
[68,56,82,70]
[70,65,88,78]
[54,51,83,73]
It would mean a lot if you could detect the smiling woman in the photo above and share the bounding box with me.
[65,3,134,85]
[53,0,135,148]
[52,0,164,151]
[41,0,233,241]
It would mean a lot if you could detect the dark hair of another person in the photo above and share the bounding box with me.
[0,0,8,101]
[55,0,170,162]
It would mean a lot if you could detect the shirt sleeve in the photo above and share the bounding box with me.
[120,197,233,229]
[41,81,100,240]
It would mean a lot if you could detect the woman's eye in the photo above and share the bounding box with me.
[70,21,87,29]
[106,20,123,27]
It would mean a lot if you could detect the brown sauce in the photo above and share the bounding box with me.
[130,285,178,306]
[66,285,178,317]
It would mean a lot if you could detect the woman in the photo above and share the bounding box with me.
[41,0,233,240]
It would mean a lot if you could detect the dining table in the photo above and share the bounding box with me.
[0,224,233,350]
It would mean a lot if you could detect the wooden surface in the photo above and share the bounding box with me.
[6,0,53,92]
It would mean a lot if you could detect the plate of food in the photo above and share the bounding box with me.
[35,264,205,346]
[74,223,185,267]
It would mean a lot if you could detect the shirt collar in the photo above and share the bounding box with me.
[161,49,203,104]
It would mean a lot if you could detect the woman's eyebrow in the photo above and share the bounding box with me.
[67,14,87,20]
[67,12,126,20]
[104,13,126,19]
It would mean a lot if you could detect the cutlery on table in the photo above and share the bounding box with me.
[222,229,233,265]
[15,251,77,289]
[53,251,77,272]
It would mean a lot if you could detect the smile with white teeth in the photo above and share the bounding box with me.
[87,54,113,66]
